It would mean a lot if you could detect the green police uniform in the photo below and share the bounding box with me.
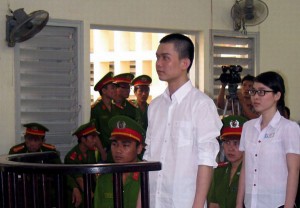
[113,73,140,123]
[64,120,99,208]
[91,72,117,151]
[94,115,145,208]
[112,99,139,121]
[9,122,61,164]
[9,142,56,154]
[8,123,61,207]
[208,115,247,208]
[94,171,141,208]
[132,100,149,131]
[91,99,117,150]
[64,144,97,208]
[208,162,242,208]
[9,142,61,163]
[131,75,152,130]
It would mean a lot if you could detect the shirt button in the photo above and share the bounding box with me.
[254,169,257,172]
[255,154,258,157]
[254,184,256,186]
[258,140,261,143]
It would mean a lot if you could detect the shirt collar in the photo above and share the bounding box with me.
[163,80,192,104]
[254,110,282,130]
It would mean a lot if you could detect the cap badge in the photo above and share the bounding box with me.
[229,120,240,128]
[116,120,126,129]
[141,77,147,82]
[31,126,38,131]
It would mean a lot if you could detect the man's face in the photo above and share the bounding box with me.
[116,83,131,99]
[25,134,44,152]
[134,86,150,103]
[222,136,243,164]
[111,137,142,163]
[82,133,97,150]
[103,83,117,100]
[156,43,187,83]
[241,80,254,98]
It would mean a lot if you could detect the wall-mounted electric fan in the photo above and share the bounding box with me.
[6,8,49,47]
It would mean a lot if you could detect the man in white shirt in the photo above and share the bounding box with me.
[143,33,222,208]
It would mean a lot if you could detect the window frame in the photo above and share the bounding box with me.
[14,19,84,159]
[210,29,259,100]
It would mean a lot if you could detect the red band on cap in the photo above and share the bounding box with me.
[134,80,151,86]
[26,129,45,136]
[95,77,113,91]
[221,127,242,137]
[77,126,97,138]
[111,128,142,143]
[114,78,131,84]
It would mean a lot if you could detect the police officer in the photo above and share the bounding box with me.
[91,71,117,161]
[131,74,152,131]
[112,73,138,121]
[208,115,248,208]
[94,115,145,208]
[9,122,61,162]
[9,122,61,207]
[64,120,99,208]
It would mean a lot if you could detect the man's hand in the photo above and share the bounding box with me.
[72,187,82,207]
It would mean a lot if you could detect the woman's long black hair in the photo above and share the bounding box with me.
[254,71,286,116]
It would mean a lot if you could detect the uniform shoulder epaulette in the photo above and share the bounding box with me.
[132,172,140,181]
[113,102,124,110]
[128,100,138,108]
[217,161,229,168]
[12,144,25,153]
[42,143,56,150]
[91,99,101,109]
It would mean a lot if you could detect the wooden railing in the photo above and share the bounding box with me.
[0,152,161,208]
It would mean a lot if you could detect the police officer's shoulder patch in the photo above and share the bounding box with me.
[217,161,229,168]
[42,143,56,150]
[113,102,124,110]
[12,144,25,153]
[128,100,138,108]
[91,99,101,109]
[70,152,77,160]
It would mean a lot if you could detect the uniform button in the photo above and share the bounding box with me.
[255,154,258,157]
[254,169,257,172]
[258,140,261,143]
[254,184,256,186]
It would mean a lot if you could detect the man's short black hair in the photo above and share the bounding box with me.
[241,74,255,83]
[160,33,194,73]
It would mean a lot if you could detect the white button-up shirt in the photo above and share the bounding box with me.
[143,80,222,208]
[240,111,300,208]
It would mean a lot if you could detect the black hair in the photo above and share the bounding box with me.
[133,85,150,93]
[254,71,285,115]
[284,106,290,119]
[160,33,194,73]
[242,74,255,83]
[99,83,114,96]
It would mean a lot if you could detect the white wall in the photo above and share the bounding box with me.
[0,0,299,155]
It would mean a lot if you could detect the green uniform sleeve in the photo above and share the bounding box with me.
[207,172,217,204]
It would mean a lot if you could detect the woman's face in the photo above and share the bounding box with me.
[250,82,281,114]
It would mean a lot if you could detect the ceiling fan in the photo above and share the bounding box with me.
[231,0,269,34]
